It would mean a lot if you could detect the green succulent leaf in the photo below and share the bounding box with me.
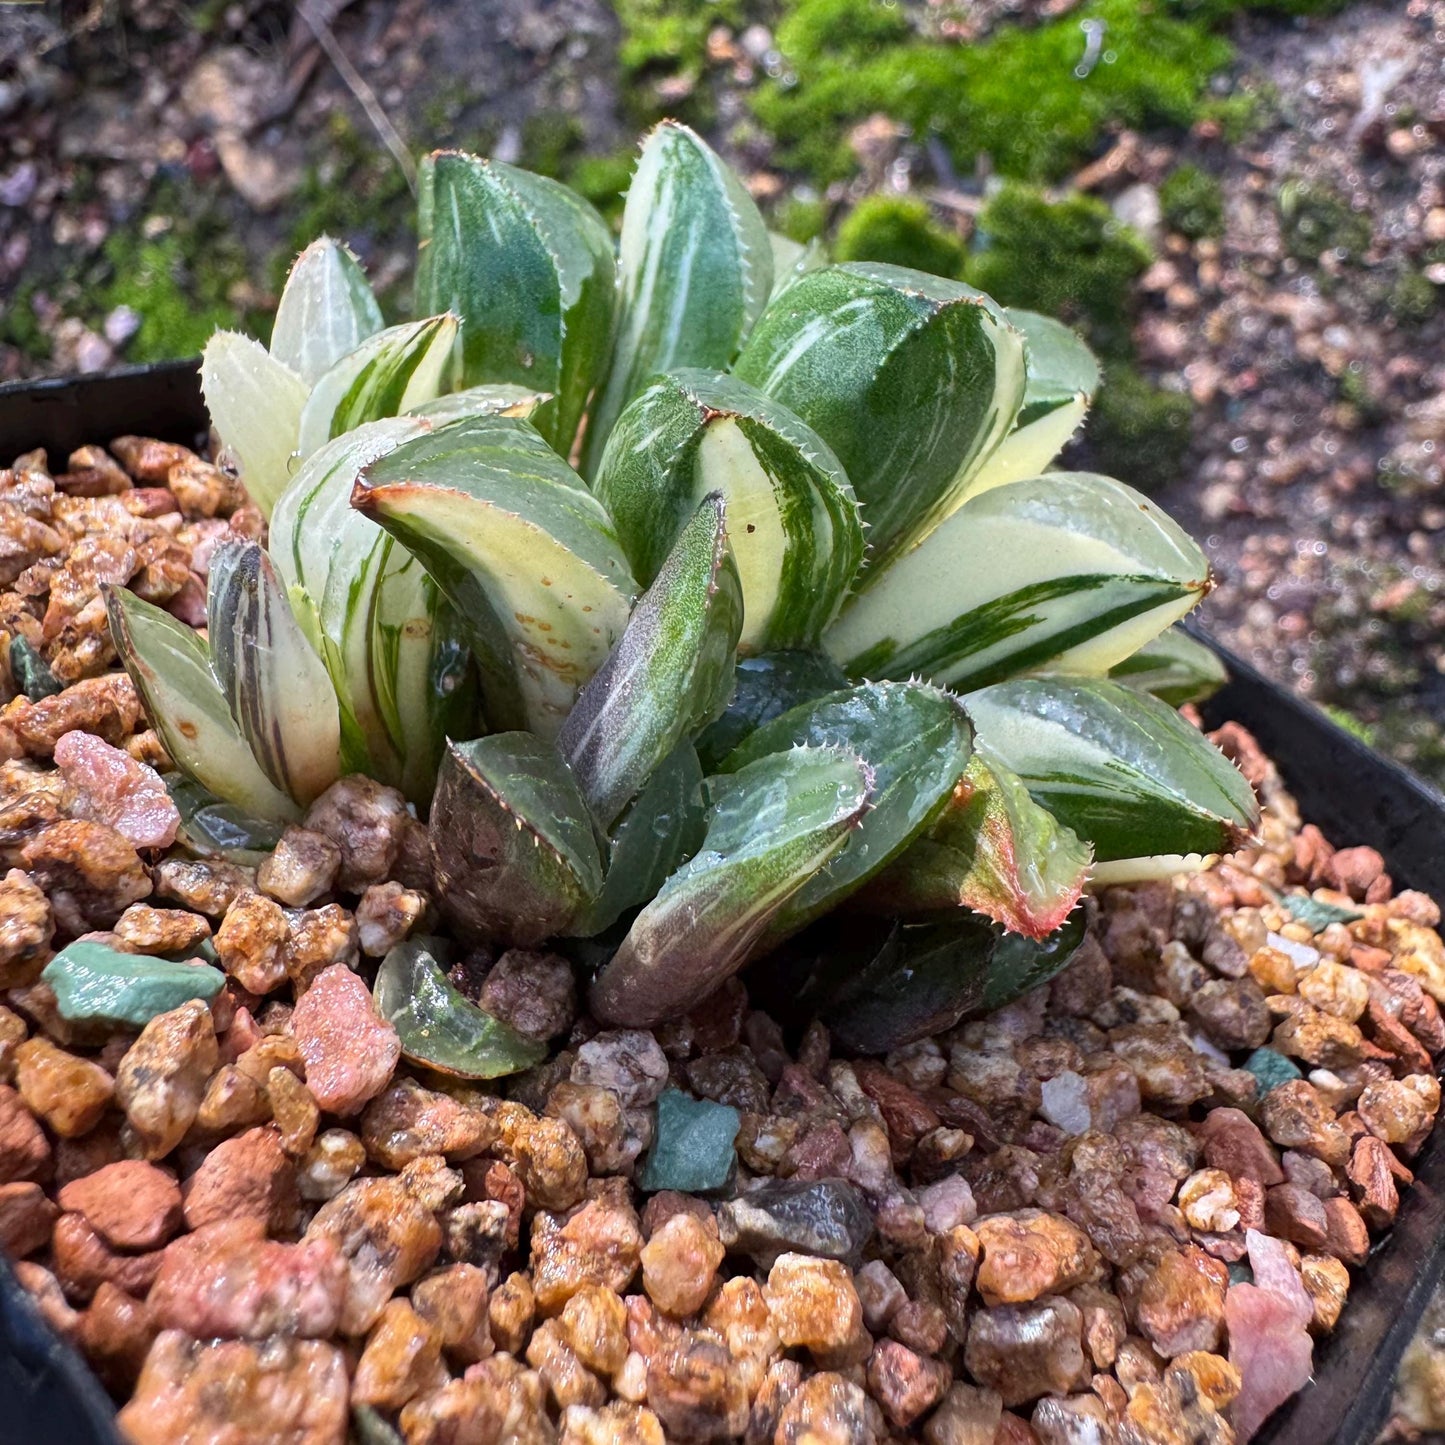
[583,122,773,473]
[269,236,384,386]
[271,417,462,798]
[560,492,744,829]
[207,540,342,808]
[787,913,998,1053]
[416,151,617,454]
[695,650,849,773]
[959,308,1100,500]
[854,754,1091,939]
[594,369,863,653]
[407,383,551,425]
[429,732,605,947]
[966,677,1260,862]
[200,331,310,519]
[589,744,873,1026]
[580,743,707,935]
[167,775,287,866]
[1107,626,1228,707]
[296,314,459,460]
[374,938,547,1079]
[104,588,299,821]
[733,262,1026,571]
[719,679,975,938]
[825,472,1211,692]
[779,906,1087,1053]
[353,413,636,738]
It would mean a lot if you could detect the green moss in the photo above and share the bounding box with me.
[1277,179,1372,264]
[0,279,53,363]
[99,231,245,362]
[1323,705,1377,746]
[1197,81,1278,145]
[963,184,1151,358]
[775,196,829,244]
[754,0,1231,183]
[565,149,637,224]
[1388,268,1437,325]
[522,112,585,179]
[1160,164,1224,239]
[834,194,966,276]
[1086,366,1193,494]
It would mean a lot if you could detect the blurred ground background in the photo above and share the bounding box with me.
[0,0,1442,795]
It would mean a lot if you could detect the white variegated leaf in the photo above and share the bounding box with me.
[105,588,299,821]
[269,237,384,385]
[207,540,341,807]
[353,414,637,739]
[965,680,1259,862]
[408,383,551,424]
[593,369,863,653]
[957,308,1101,501]
[200,331,309,519]
[416,152,617,456]
[734,263,1027,573]
[583,122,773,474]
[296,314,458,460]
[825,472,1210,692]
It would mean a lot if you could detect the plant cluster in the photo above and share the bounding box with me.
[108,123,1255,1058]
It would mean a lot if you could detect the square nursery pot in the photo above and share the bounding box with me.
[2,363,1444,1445]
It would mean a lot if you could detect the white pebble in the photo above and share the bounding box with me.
[1040,1071,1092,1136]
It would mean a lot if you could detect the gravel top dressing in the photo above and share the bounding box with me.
[2,436,1443,1445]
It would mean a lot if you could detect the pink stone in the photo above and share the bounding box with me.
[292,964,399,1116]
[53,731,179,850]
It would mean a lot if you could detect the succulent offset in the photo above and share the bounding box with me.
[108,121,1258,1057]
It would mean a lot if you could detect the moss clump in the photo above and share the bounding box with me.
[963,184,1152,358]
[753,0,1231,183]
[1086,365,1193,495]
[834,194,966,276]
[1160,164,1225,239]
[1388,268,1437,325]
[1277,179,1372,264]
[775,195,829,244]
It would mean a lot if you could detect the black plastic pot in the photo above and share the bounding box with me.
[1,365,1443,1445]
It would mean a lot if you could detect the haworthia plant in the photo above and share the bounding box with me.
[353,413,636,738]
[825,472,1211,691]
[415,151,618,454]
[126,121,1262,1065]
[559,492,743,828]
[590,744,874,1026]
[583,122,773,473]
[966,678,1260,862]
[734,263,1027,572]
[270,418,469,800]
[594,369,863,653]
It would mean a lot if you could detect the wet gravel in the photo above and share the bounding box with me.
[3,438,1445,1444]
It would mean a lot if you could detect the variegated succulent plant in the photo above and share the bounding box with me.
[107,121,1257,1058]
